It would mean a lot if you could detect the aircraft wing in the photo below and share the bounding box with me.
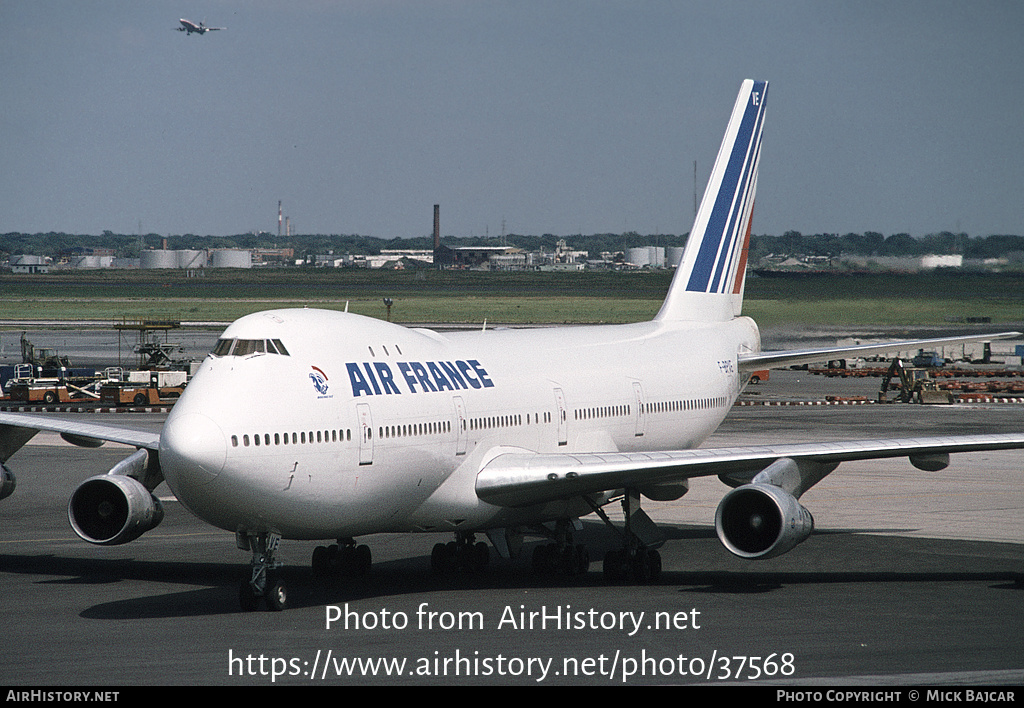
[738,331,1021,371]
[0,412,160,463]
[475,433,1024,507]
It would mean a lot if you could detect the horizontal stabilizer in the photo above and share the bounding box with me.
[738,332,1022,372]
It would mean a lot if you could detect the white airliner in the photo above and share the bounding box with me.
[1,80,1022,612]
[176,19,224,35]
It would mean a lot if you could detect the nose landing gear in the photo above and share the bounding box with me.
[238,531,288,611]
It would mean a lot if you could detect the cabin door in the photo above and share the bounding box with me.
[553,388,568,446]
[452,396,467,455]
[633,382,646,437]
[356,403,373,465]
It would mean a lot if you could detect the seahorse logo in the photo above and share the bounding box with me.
[309,366,329,396]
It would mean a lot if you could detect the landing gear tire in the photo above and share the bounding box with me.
[311,544,331,578]
[631,548,662,583]
[311,540,372,581]
[431,534,490,575]
[431,542,454,574]
[265,575,288,611]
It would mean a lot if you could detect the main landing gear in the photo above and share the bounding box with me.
[587,490,664,584]
[311,538,372,581]
[430,531,490,574]
[530,518,590,577]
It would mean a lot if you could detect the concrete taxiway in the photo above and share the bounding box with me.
[0,379,1021,685]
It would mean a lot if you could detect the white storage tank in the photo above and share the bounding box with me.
[71,255,112,269]
[211,249,252,268]
[626,247,651,267]
[177,250,207,269]
[667,247,684,267]
[140,250,178,269]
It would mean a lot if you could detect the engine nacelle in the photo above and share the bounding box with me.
[68,474,164,545]
[0,463,15,501]
[715,483,813,560]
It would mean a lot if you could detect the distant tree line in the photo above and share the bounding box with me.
[747,231,1024,261]
[2,230,1023,261]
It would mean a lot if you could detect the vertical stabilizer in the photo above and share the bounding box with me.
[655,80,768,322]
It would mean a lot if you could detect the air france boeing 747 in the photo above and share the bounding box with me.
[2,80,1022,611]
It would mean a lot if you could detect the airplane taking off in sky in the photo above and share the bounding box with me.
[1,80,1022,612]
[176,19,224,35]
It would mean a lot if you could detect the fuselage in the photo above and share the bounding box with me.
[159,308,760,540]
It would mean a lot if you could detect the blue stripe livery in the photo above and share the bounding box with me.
[685,80,767,294]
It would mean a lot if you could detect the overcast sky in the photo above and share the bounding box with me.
[2,1,1022,240]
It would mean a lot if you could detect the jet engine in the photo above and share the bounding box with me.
[1,463,15,501]
[68,473,164,545]
[715,483,813,560]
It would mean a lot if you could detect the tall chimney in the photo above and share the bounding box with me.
[433,204,440,250]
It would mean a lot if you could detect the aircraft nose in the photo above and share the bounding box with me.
[159,412,227,487]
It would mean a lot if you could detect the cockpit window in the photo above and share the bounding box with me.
[211,338,290,357]
[232,339,262,356]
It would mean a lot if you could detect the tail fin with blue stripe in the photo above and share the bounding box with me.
[656,79,768,322]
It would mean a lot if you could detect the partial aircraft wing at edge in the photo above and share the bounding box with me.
[0,412,160,462]
[475,433,1024,508]
[738,331,1022,372]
